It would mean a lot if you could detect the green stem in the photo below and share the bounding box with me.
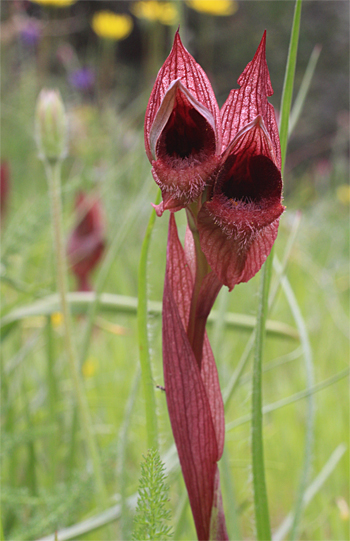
[274,258,314,541]
[279,0,303,176]
[46,316,57,487]
[251,1,303,536]
[45,160,108,508]
[137,190,160,450]
[251,247,273,541]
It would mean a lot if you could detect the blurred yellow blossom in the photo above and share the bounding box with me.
[91,11,133,41]
[82,357,98,378]
[132,1,178,26]
[336,497,349,521]
[31,0,77,6]
[186,0,238,16]
[51,311,64,328]
[336,184,350,205]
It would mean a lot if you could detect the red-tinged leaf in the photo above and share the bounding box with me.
[163,276,218,541]
[221,31,281,169]
[145,30,221,162]
[201,335,225,459]
[165,214,194,326]
[164,215,227,538]
[210,466,229,541]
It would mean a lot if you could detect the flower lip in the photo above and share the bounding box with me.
[207,154,284,233]
[149,78,218,161]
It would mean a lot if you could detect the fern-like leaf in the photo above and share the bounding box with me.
[132,449,172,540]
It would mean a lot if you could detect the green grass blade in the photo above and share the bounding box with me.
[279,0,303,175]
[172,491,189,541]
[117,367,141,540]
[0,513,4,541]
[0,294,299,340]
[251,249,273,541]
[137,189,161,450]
[274,257,314,540]
[273,444,347,541]
[225,368,349,432]
[224,211,302,410]
[251,1,303,536]
[220,448,242,540]
[289,44,322,138]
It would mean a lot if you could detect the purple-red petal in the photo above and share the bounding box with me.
[221,31,281,168]
[145,30,221,162]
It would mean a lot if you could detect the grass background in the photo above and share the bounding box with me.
[1,1,349,540]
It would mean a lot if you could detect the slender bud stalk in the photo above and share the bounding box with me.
[45,160,108,508]
[35,89,108,510]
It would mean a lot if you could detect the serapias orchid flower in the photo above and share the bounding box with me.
[144,30,221,215]
[145,30,284,541]
[67,192,105,292]
[197,32,285,290]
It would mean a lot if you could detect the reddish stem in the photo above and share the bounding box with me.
[186,205,222,367]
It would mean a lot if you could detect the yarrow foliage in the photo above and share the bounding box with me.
[144,30,284,540]
[132,449,172,541]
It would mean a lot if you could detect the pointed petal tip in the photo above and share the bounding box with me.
[174,27,184,49]
[151,200,164,217]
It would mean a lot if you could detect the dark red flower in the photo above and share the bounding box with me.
[144,30,284,541]
[197,32,285,290]
[144,30,221,216]
[67,191,105,292]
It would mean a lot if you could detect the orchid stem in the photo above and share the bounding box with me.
[45,159,108,510]
[137,189,160,450]
[185,206,211,366]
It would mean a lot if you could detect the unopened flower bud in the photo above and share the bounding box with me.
[35,89,68,162]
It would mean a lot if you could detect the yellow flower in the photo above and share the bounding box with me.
[186,0,238,16]
[51,311,64,328]
[82,357,98,378]
[31,0,77,6]
[336,184,350,205]
[91,11,133,41]
[132,1,178,26]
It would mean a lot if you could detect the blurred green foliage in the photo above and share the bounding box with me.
[1,1,349,540]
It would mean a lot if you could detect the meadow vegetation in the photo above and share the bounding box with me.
[1,1,349,540]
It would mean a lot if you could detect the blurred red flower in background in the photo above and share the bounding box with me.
[0,161,10,224]
[67,191,105,292]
